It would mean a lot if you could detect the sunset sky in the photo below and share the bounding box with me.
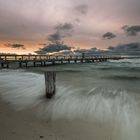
[0,0,140,54]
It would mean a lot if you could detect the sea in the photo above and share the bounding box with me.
[0,58,140,140]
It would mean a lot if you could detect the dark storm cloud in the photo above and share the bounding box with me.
[108,42,140,54]
[35,42,140,55]
[74,42,140,55]
[48,32,62,42]
[5,43,25,49]
[35,23,74,54]
[74,47,104,55]
[122,25,140,36]
[55,23,74,31]
[102,32,116,39]
[48,23,74,43]
[35,43,72,54]
[74,4,88,15]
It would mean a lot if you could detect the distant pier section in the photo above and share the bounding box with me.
[0,54,126,68]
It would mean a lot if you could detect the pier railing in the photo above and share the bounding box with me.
[0,55,123,61]
[0,55,124,68]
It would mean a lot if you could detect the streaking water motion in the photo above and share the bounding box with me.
[0,59,140,140]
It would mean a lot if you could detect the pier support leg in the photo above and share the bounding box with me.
[44,72,56,99]
[40,61,43,66]
[1,63,4,68]
[52,60,55,65]
[19,62,22,68]
[25,61,28,67]
[61,60,63,64]
[43,61,46,66]
[68,59,70,63]
[6,63,9,68]
[33,62,36,67]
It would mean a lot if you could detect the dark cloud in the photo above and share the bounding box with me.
[35,42,72,54]
[37,23,74,54]
[74,47,104,55]
[75,4,88,15]
[35,42,140,55]
[102,32,116,39]
[107,42,140,54]
[48,23,74,43]
[5,43,25,49]
[0,52,17,55]
[122,25,140,36]
[48,32,62,43]
[74,42,140,55]
[55,23,74,31]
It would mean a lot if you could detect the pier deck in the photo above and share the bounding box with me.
[0,55,125,68]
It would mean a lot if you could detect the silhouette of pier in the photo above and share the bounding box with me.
[0,54,125,68]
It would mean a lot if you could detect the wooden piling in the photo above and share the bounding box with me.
[43,61,46,66]
[68,59,70,63]
[19,61,22,68]
[44,72,56,99]
[25,61,28,67]
[33,61,36,67]
[1,62,4,68]
[6,62,9,68]
[74,60,77,63]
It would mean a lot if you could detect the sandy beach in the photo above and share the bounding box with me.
[0,98,62,140]
[0,99,103,140]
[0,98,116,140]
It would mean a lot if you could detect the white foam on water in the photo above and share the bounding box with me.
[0,70,45,110]
[108,58,140,67]
[0,70,140,140]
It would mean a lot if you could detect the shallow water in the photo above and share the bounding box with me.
[0,58,140,140]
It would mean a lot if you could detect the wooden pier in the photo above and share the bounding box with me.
[0,54,125,68]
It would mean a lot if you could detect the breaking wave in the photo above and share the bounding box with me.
[108,58,140,67]
[103,75,140,80]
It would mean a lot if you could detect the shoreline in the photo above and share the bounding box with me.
[0,98,117,140]
[0,98,60,140]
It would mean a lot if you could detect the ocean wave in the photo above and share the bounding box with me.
[0,71,140,140]
[102,75,140,80]
[108,58,140,67]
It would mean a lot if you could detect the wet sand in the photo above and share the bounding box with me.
[0,98,115,140]
[0,99,63,140]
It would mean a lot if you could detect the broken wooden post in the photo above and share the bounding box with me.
[44,71,56,99]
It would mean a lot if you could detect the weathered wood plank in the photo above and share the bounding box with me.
[44,72,56,99]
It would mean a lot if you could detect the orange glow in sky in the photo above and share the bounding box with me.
[0,0,140,54]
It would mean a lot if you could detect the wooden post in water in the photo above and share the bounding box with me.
[33,61,36,67]
[44,71,56,99]
[1,62,4,68]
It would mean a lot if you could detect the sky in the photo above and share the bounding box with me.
[0,0,140,54]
